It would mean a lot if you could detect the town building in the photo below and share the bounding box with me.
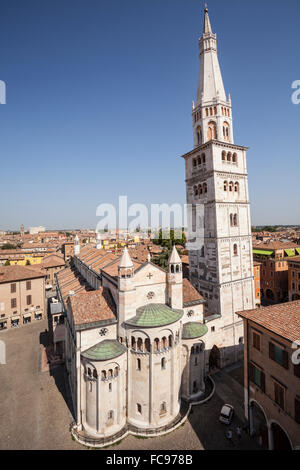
[182,7,255,367]
[0,265,46,330]
[287,256,300,301]
[29,226,46,235]
[237,301,300,450]
[253,241,300,304]
[253,261,261,306]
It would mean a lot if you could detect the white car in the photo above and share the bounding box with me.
[219,404,234,424]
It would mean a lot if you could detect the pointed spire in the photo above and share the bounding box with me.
[118,246,133,268]
[203,5,212,34]
[169,245,181,265]
[196,6,227,105]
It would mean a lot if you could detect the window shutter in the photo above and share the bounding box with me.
[249,363,254,383]
[260,371,265,393]
[282,350,289,370]
[294,363,300,378]
[295,398,300,425]
[269,342,275,360]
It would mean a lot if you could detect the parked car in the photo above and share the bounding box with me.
[219,404,234,424]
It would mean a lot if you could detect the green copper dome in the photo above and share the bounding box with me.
[125,303,183,328]
[182,322,208,339]
[81,339,127,361]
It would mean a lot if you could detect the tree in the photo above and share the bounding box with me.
[1,243,16,250]
[4,260,10,266]
[153,228,186,248]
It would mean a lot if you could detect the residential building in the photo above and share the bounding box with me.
[253,241,300,304]
[287,256,300,301]
[0,265,46,329]
[254,261,261,306]
[237,301,300,450]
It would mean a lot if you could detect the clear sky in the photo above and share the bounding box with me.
[0,0,299,230]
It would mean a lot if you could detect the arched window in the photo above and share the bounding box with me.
[87,367,92,377]
[230,213,233,226]
[221,106,224,115]
[196,345,200,354]
[208,121,217,140]
[101,370,106,379]
[160,401,167,414]
[137,337,143,351]
[233,244,238,256]
[227,152,232,162]
[234,181,239,192]
[224,181,228,191]
[199,184,202,195]
[191,346,195,354]
[229,181,233,192]
[203,182,207,193]
[196,127,202,145]
[193,158,196,168]
[197,156,201,165]
[222,150,226,161]
[108,369,113,378]
[232,153,237,163]
[161,357,166,369]
[162,337,167,349]
[209,107,213,116]
[154,338,160,352]
[214,106,217,115]
[137,358,141,371]
[131,336,136,350]
[168,335,173,347]
[201,153,206,163]
[93,369,98,379]
[171,264,174,273]
[145,337,150,352]
[205,108,209,117]
[233,214,238,226]
[223,122,229,141]
[194,185,198,196]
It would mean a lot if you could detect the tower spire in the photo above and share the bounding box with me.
[203,4,212,34]
[192,6,234,146]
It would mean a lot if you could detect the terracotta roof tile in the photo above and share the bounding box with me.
[182,278,204,305]
[236,300,300,342]
[0,265,45,283]
[68,288,116,326]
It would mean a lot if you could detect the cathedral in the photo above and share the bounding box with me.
[61,7,254,444]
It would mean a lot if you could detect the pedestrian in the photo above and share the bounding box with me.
[236,426,242,440]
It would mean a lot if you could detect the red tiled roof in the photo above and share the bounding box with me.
[0,265,45,283]
[68,288,116,326]
[182,278,204,304]
[236,300,300,342]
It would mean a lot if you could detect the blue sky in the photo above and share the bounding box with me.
[0,0,299,230]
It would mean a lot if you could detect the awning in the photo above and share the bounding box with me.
[284,249,295,257]
[296,248,300,255]
[11,315,20,320]
[253,249,274,256]
[23,313,31,318]
[45,284,53,289]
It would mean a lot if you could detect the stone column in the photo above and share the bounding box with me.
[149,345,153,424]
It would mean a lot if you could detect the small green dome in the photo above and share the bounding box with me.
[125,303,183,328]
[81,339,127,361]
[182,322,208,339]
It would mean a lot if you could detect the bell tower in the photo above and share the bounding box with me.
[183,7,255,367]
